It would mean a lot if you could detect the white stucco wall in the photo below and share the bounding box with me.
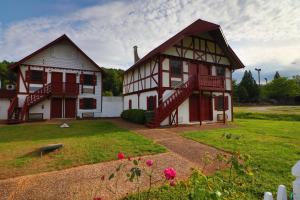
[0,99,10,120]
[29,99,51,119]
[101,96,123,117]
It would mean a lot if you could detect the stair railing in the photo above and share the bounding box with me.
[26,83,52,107]
[7,96,18,119]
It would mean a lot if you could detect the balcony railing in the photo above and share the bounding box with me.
[52,82,79,96]
[198,75,225,91]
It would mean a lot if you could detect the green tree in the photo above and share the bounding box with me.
[274,71,281,79]
[102,68,124,96]
[264,77,300,101]
[237,70,260,102]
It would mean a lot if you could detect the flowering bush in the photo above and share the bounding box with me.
[164,168,176,180]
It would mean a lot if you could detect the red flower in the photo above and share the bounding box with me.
[93,197,102,200]
[164,168,176,180]
[169,180,176,186]
[117,152,125,160]
[146,160,153,167]
[101,175,105,181]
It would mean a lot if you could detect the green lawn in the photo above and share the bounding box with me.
[0,120,165,179]
[183,119,300,199]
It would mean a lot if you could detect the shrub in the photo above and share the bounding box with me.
[121,109,147,124]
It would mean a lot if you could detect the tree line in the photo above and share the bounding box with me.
[234,70,300,104]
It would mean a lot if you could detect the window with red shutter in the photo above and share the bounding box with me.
[214,96,229,111]
[92,99,97,109]
[80,98,96,109]
[79,99,84,109]
[147,96,156,111]
[129,100,132,109]
[26,70,44,84]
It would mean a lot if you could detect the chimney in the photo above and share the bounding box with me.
[133,45,140,63]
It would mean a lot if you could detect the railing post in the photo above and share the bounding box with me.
[264,192,273,200]
[292,160,300,200]
[277,185,287,200]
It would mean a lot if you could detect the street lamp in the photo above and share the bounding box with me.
[255,68,262,86]
[264,78,268,84]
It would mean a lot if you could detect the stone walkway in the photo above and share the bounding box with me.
[0,119,230,200]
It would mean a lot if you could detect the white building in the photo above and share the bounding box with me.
[123,19,244,127]
[5,34,122,123]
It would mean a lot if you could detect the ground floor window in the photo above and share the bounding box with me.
[79,98,96,109]
[147,96,157,111]
[214,95,228,111]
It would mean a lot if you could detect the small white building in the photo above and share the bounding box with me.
[6,34,121,123]
[123,19,244,127]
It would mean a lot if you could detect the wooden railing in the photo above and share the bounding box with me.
[147,76,195,128]
[198,75,225,90]
[7,96,18,119]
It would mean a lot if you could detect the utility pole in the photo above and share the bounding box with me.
[255,68,262,86]
[264,78,268,84]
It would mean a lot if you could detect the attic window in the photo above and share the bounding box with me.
[170,59,182,77]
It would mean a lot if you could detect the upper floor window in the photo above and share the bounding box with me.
[26,70,46,84]
[170,59,182,77]
[216,67,225,77]
[81,74,96,86]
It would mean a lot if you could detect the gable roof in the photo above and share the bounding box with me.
[10,34,105,74]
[126,19,245,72]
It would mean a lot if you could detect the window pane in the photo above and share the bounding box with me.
[30,70,43,82]
[83,74,94,85]
[170,59,182,77]
[216,67,225,76]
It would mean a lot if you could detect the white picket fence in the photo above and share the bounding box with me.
[264,160,300,200]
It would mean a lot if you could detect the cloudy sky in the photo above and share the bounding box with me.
[1,0,300,82]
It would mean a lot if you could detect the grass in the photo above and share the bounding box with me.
[0,120,165,179]
[183,119,300,199]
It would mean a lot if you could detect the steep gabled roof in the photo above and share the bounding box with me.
[126,19,245,72]
[10,34,105,74]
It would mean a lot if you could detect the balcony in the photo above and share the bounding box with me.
[198,75,225,91]
[52,82,79,96]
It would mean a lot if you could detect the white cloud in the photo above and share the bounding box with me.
[0,0,300,74]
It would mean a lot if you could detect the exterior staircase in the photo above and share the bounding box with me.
[7,83,52,124]
[146,76,195,128]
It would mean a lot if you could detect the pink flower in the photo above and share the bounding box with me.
[146,160,153,167]
[117,152,125,160]
[169,180,176,186]
[164,168,176,180]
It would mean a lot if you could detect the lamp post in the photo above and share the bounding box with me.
[255,68,262,86]
[264,78,268,84]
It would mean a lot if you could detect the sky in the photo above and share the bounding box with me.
[1,0,300,82]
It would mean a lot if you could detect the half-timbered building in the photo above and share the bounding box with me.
[123,19,244,127]
[6,34,106,123]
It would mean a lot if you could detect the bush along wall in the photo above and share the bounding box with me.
[121,109,146,124]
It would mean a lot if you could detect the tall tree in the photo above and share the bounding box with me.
[102,68,124,96]
[237,70,260,102]
[274,71,281,79]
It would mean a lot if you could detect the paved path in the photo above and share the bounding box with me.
[111,119,230,174]
[0,119,230,200]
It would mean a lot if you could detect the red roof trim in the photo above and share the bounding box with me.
[125,19,244,72]
[10,34,105,75]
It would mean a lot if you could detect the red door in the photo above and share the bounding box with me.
[200,95,212,121]
[188,62,198,89]
[65,73,77,95]
[65,98,76,118]
[199,64,210,75]
[189,94,199,121]
[51,98,62,118]
[51,72,63,94]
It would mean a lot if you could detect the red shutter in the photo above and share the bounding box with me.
[43,72,47,83]
[79,99,84,109]
[92,99,97,109]
[80,74,84,84]
[214,96,218,110]
[93,75,97,85]
[25,70,30,82]
[225,96,229,110]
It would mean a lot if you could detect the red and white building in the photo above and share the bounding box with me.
[4,34,108,123]
[123,19,244,127]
